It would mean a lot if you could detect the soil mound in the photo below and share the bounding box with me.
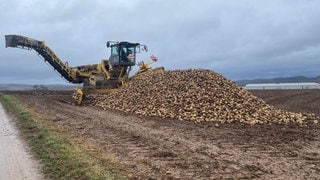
[88,69,317,124]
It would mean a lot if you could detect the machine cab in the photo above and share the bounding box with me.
[107,41,142,66]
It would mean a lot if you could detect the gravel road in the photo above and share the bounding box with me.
[0,103,43,180]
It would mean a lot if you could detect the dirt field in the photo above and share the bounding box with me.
[251,89,320,116]
[7,90,320,179]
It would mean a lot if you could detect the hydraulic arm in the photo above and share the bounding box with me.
[5,35,81,83]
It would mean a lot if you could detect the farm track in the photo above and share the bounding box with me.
[9,90,320,179]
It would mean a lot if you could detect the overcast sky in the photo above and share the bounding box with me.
[1,0,320,84]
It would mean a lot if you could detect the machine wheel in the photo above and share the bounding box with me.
[72,87,84,105]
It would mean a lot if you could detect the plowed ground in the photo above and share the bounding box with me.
[8,90,320,179]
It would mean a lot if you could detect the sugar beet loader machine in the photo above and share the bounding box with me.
[5,35,163,105]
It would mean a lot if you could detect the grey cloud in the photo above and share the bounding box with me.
[1,0,320,84]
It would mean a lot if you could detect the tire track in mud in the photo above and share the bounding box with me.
[15,93,320,179]
[27,98,231,178]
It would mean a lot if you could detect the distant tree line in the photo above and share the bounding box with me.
[33,85,48,90]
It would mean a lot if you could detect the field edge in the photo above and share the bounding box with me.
[0,93,127,180]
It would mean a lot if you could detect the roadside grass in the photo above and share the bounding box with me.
[0,93,127,180]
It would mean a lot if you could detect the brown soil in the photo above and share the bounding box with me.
[251,89,320,116]
[8,90,320,179]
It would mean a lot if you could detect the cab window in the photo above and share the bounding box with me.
[111,46,118,56]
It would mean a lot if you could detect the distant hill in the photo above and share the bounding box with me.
[0,84,78,91]
[3,76,320,90]
[236,76,320,86]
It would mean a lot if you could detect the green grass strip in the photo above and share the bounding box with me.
[0,93,127,180]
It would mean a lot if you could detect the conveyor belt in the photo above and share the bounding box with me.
[5,35,82,83]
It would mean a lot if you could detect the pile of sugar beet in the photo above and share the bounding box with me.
[85,69,319,125]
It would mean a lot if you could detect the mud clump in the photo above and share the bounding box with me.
[87,69,318,125]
